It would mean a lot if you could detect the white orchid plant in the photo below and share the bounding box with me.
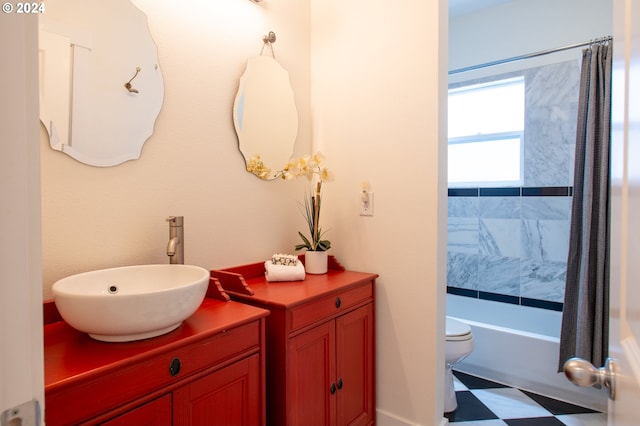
[245,154,271,180]
[277,152,334,252]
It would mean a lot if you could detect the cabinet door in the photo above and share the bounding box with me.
[288,320,337,426]
[336,304,374,426]
[173,354,261,426]
[99,394,171,426]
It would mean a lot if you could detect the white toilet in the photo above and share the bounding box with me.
[444,317,474,413]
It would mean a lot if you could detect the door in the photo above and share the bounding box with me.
[288,320,336,426]
[608,0,640,423]
[173,354,261,426]
[0,11,44,426]
[101,394,171,426]
[336,304,375,426]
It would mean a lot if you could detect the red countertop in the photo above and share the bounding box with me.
[44,296,269,392]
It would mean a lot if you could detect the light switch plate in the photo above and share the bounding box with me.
[360,192,374,216]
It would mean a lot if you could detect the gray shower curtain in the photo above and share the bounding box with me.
[558,41,612,372]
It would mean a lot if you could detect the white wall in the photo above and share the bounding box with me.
[311,1,448,425]
[40,0,312,300]
[449,0,613,76]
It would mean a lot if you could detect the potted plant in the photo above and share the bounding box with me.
[278,152,334,273]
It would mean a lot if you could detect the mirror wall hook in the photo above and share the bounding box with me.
[263,31,276,44]
[124,66,141,93]
[260,31,276,58]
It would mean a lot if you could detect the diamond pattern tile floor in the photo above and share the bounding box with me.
[445,370,607,425]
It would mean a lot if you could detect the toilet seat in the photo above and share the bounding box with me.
[446,317,472,342]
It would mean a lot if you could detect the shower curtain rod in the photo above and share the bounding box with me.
[448,36,612,75]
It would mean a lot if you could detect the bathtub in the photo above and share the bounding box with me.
[447,294,608,412]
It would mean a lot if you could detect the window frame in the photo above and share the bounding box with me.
[447,131,524,188]
[447,76,525,188]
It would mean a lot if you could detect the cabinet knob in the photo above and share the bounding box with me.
[330,383,337,395]
[169,357,182,377]
[337,378,343,389]
[335,297,342,308]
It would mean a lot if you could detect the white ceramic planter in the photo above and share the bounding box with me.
[305,251,328,274]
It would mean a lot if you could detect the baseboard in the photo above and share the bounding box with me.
[376,408,449,426]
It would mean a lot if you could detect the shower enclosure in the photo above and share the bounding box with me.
[446,46,609,411]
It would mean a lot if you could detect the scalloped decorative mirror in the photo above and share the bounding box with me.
[39,0,164,167]
[233,54,299,180]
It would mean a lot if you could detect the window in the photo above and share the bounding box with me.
[448,77,525,187]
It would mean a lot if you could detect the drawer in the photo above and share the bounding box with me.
[289,282,373,332]
[175,319,260,377]
[46,320,261,425]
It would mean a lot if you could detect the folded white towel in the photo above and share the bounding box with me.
[264,260,305,282]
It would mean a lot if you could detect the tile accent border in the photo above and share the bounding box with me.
[446,286,564,312]
[449,186,572,197]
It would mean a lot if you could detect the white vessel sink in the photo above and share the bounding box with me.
[52,264,209,342]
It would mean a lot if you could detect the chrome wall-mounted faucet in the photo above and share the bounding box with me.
[166,216,184,264]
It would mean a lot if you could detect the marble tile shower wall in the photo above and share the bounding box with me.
[447,60,580,311]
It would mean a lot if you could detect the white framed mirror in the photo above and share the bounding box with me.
[233,55,299,180]
[39,0,164,167]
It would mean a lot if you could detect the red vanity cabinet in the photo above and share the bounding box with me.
[288,303,374,426]
[43,295,269,426]
[213,259,377,426]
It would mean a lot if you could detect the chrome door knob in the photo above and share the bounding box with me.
[563,357,617,400]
